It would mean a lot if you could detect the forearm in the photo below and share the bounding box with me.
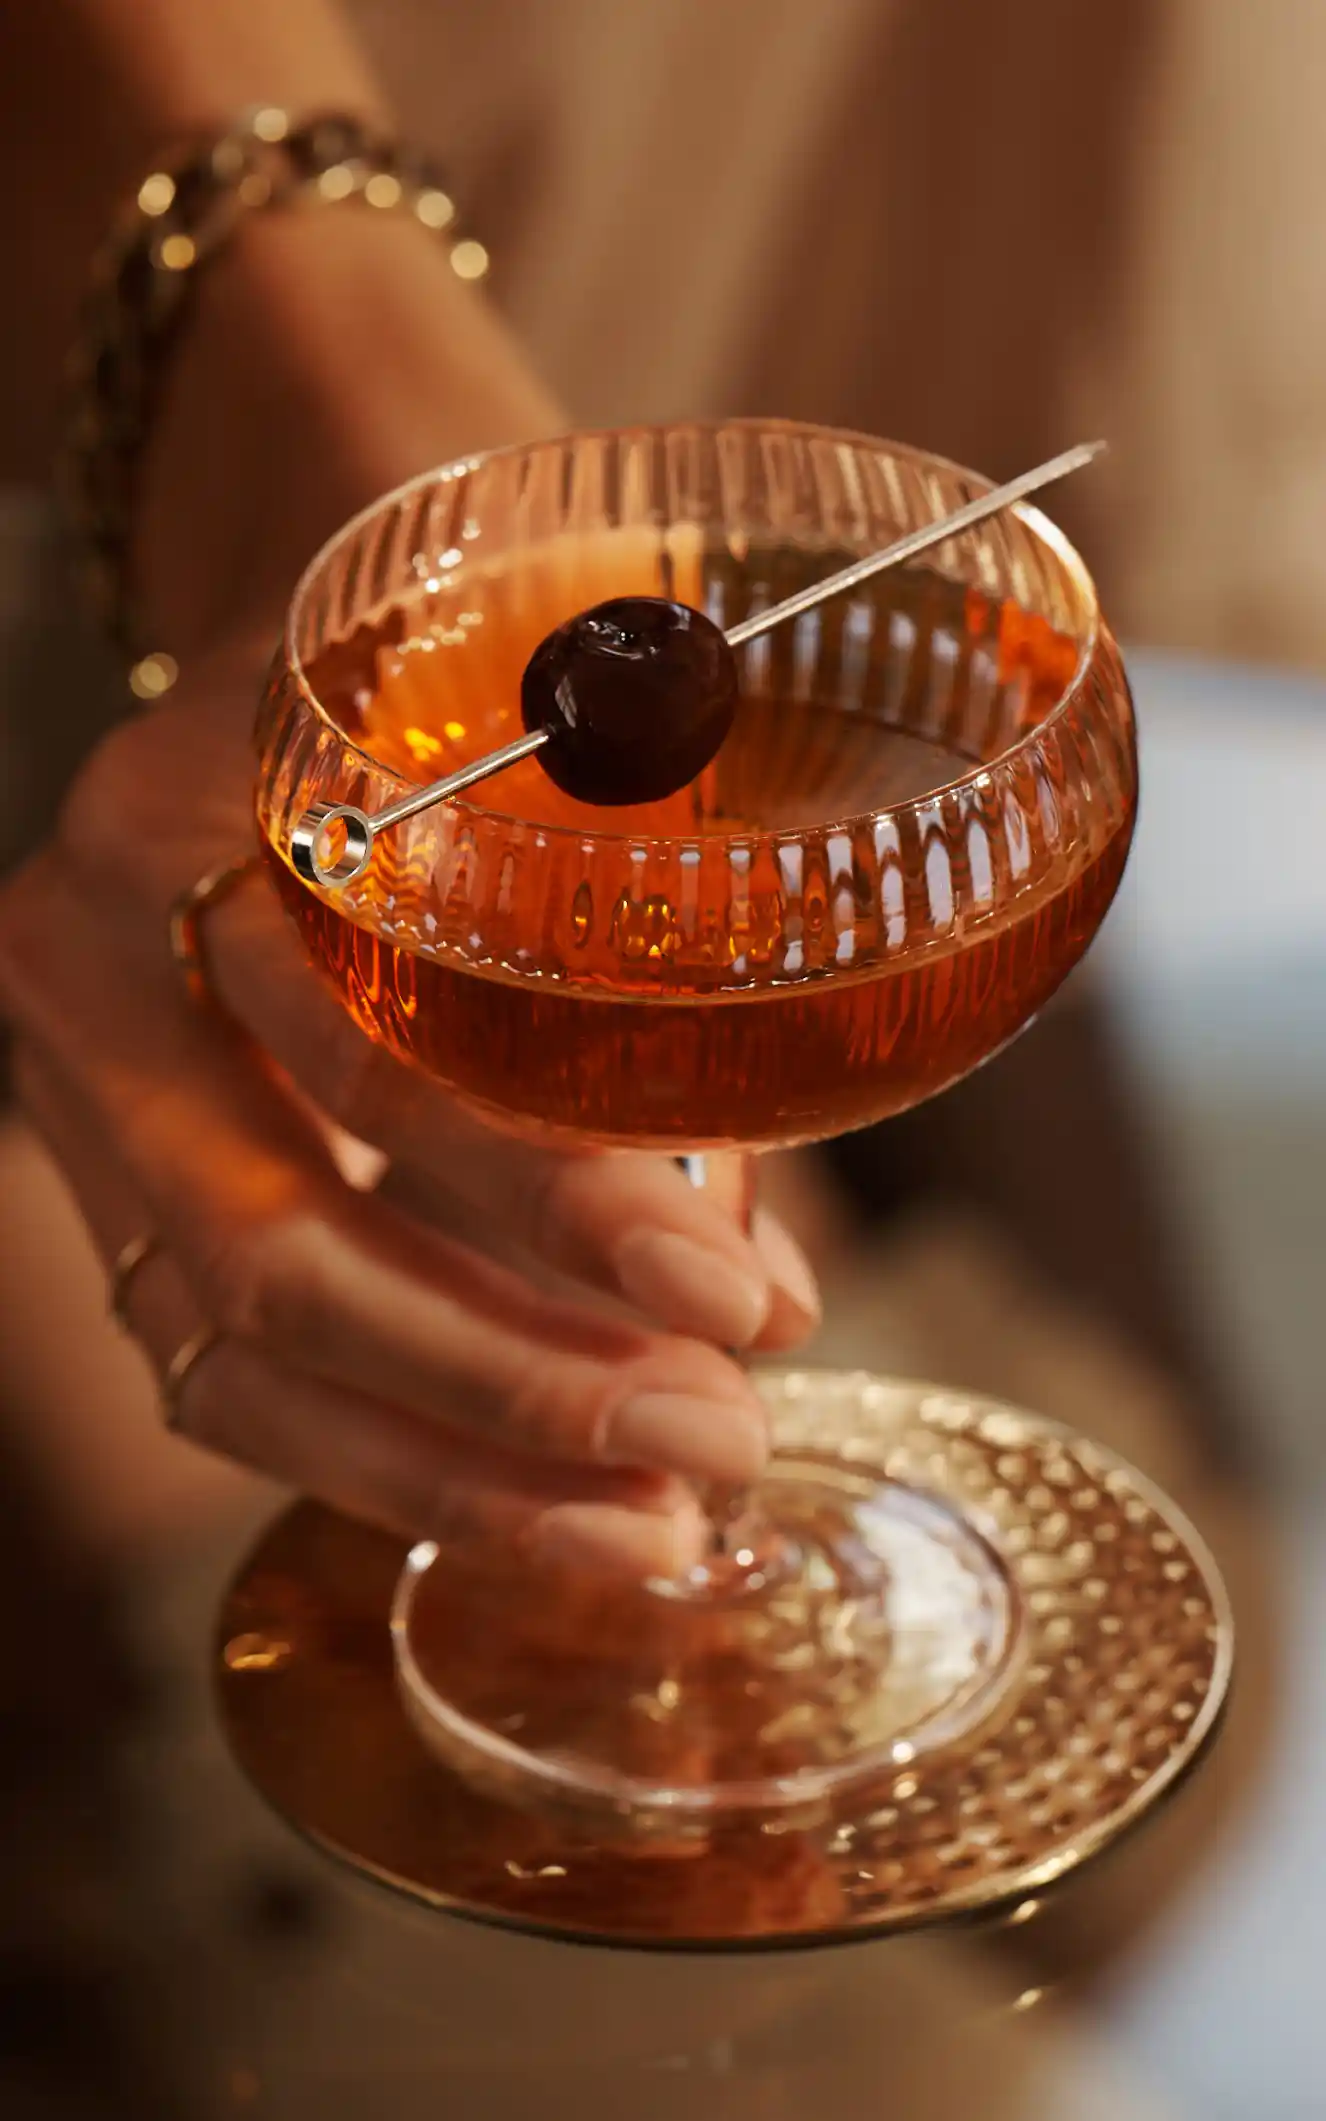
[0,0,388,488]
[0,0,563,653]
[135,208,563,654]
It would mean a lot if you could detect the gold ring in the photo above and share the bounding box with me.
[109,1231,160,1330]
[161,1328,222,1432]
[168,854,259,1004]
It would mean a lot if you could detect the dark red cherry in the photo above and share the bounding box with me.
[521,596,737,806]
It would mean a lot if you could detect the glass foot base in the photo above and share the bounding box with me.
[393,1467,1020,1828]
[216,1372,1233,1948]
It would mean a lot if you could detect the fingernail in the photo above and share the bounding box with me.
[530,1498,707,1578]
[612,1228,770,1346]
[605,1392,768,1486]
[752,1210,822,1329]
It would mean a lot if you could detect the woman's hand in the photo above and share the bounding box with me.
[0,112,820,1577]
[0,631,820,1576]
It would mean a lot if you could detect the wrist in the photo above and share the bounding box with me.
[134,204,565,656]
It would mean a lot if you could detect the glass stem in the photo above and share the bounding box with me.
[673,1154,795,1598]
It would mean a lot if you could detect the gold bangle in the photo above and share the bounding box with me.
[61,106,488,693]
[161,1328,222,1432]
[168,854,259,1006]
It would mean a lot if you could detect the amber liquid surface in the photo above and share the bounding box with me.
[269,554,1134,1147]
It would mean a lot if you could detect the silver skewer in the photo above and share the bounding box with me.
[292,439,1105,889]
[724,438,1105,647]
[291,729,548,890]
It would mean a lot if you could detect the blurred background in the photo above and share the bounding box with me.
[1,2,1324,2115]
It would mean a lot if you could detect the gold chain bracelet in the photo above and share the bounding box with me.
[60,105,488,700]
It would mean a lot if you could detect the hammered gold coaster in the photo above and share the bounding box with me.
[215,1373,1233,1948]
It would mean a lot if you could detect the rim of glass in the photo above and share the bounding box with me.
[281,418,1104,851]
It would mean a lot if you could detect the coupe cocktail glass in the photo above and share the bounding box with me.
[255,420,1155,1847]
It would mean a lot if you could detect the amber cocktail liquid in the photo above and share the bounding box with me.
[264,549,1134,1148]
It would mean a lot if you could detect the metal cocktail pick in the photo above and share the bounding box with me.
[292,439,1105,889]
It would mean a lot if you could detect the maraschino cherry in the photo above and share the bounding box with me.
[520,597,737,806]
